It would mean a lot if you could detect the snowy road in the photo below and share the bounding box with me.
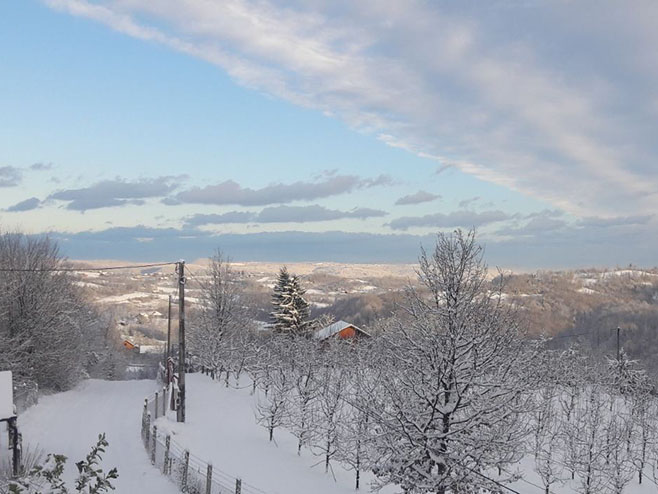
[20,379,178,493]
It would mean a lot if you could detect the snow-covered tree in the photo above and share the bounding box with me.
[284,337,321,455]
[335,344,377,490]
[312,345,348,475]
[604,403,636,494]
[189,251,250,377]
[0,233,97,391]
[571,386,608,494]
[270,267,311,335]
[532,385,564,494]
[255,348,293,442]
[365,230,535,493]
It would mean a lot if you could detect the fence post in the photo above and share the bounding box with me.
[163,435,171,475]
[145,413,151,448]
[151,425,157,464]
[235,478,242,494]
[206,464,213,494]
[154,392,159,419]
[182,450,190,490]
[162,387,167,416]
[8,417,21,477]
[142,399,148,437]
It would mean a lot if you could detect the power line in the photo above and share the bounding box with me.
[0,261,176,273]
[550,330,593,340]
[456,463,524,494]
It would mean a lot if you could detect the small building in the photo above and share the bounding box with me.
[314,320,371,341]
[0,370,21,477]
[0,371,14,421]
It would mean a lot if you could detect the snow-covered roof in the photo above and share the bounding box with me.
[0,371,14,420]
[313,320,370,340]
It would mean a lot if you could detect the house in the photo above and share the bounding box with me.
[313,320,371,341]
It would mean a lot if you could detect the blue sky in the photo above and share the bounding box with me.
[0,0,656,268]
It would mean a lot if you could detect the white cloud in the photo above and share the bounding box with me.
[43,0,658,218]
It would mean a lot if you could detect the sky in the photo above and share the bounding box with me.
[0,0,657,269]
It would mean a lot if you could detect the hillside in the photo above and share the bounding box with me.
[66,260,658,375]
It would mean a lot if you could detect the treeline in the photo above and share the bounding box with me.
[0,233,125,392]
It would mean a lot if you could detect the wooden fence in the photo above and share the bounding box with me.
[140,390,268,494]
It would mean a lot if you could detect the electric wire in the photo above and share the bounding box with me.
[0,261,176,272]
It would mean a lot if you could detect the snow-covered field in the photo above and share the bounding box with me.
[18,375,658,494]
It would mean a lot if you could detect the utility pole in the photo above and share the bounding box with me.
[177,261,186,423]
[165,294,172,384]
[166,295,172,360]
[616,326,621,362]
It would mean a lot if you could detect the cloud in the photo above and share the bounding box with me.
[30,162,53,171]
[578,215,653,228]
[256,205,386,223]
[46,222,658,269]
[435,164,454,176]
[184,211,256,227]
[495,216,568,237]
[48,227,435,263]
[496,211,652,238]
[0,166,22,187]
[395,190,440,205]
[458,196,480,208]
[184,205,387,227]
[43,0,658,219]
[389,210,510,231]
[49,176,180,211]
[175,174,391,206]
[6,197,42,212]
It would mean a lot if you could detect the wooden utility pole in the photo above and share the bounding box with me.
[166,295,172,360]
[177,261,186,423]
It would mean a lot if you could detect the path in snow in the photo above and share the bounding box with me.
[19,379,178,494]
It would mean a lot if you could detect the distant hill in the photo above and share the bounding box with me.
[68,260,658,374]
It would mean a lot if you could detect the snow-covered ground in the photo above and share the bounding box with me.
[156,373,395,494]
[19,379,178,493]
[17,375,658,494]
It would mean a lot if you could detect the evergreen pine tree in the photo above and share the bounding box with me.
[270,267,311,335]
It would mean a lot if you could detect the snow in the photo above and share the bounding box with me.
[156,373,394,494]
[139,344,165,354]
[97,292,166,304]
[577,287,596,295]
[600,269,658,279]
[73,281,101,289]
[97,292,199,305]
[0,371,14,419]
[18,374,655,494]
[19,379,178,493]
